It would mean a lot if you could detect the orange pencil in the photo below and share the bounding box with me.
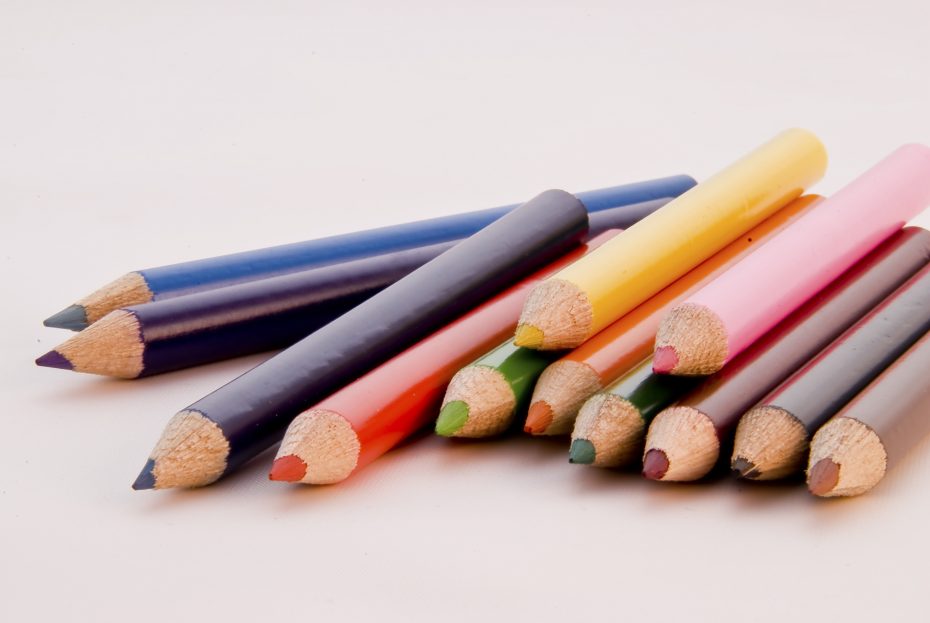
[525,195,821,436]
[269,231,619,484]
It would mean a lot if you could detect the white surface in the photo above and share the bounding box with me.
[3,2,930,622]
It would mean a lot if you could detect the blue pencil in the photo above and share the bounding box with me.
[43,175,696,329]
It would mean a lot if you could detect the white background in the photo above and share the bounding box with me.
[3,2,930,621]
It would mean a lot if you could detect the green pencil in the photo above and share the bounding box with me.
[569,357,699,467]
[436,340,564,437]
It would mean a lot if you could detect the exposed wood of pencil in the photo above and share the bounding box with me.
[642,406,719,481]
[271,410,361,484]
[37,310,144,378]
[132,410,229,490]
[437,366,516,437]
[514,279,592,350]
[653,303,729,375]
[570,393,645,467]
[525,360,602,435]
[807,417,887,497]
[46,272,152,330]
[731,405,809,480]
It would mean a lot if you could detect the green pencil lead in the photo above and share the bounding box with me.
[435,401,469,437]
[569,439,597,465]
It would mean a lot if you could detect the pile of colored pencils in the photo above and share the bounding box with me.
[38,129,930,499]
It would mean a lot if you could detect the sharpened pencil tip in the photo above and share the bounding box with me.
[43,305,89,331]
[652,346,679,374]
[35,350,73,371]
[731,456,761,479]
[435,401,469,437]
[514,324,545,349]
[569,439,596,465]
[132,459,157,490]
[269,455,308,483]
[524,401,554,435]
[643,449,670,480]
[808,458,840,496]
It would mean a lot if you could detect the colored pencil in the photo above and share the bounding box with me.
[524,194,821,435]
[132,189,594,489]
[268,231,620,484]
[35,202,655,378]
[642,227,930,482]
[569,357,700,467]
[44,177,695,330]
[513,129,827,351]
[807,331,930,497]
[729,262,930,482]
[654,143,930,376]
[434,342,563,438]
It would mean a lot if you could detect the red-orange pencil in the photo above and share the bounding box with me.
[269,231,620,484]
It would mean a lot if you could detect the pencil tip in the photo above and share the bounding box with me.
[132,459,157,490]
[569,439,596,465]
[514,324,545,349]
[35,350,73,371]
[642,449,670,480]
[731,456,760,479]
[652,346,679,374]
[524,401,554,435]
[269,454,308,483]
[435,401,469,437]
[43,305,88,331]
[808,458,840,496]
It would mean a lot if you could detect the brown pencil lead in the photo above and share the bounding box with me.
[807,458,840,496]
[642,449,669,480]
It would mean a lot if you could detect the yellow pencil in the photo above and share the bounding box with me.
[514,129,828,350]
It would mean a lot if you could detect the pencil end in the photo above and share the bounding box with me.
[731,456,761,480]
[435,401,469,437]
[642,449,669,480]
[132,459,157,490]
[655,303,729,375]
[35,350,73,371]
[568,439,596,465]
[807,458,840,497]
[524,401,554,435]
[269,454,308,483]
[652,346,680,374]
[43,305,89,331]
[514,324,545,349]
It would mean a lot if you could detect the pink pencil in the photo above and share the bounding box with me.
[654,144,930,375]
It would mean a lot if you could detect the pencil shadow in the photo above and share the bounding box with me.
[432,431,571,466]
[36,352,272,405]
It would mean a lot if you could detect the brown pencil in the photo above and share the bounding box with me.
[807,331,930,497]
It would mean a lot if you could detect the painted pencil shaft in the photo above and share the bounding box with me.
[135,189,592,489]
[437,341,563,438]
[643,227,930,482]
[47,177,694,328]
[516,129,827,350]
[526,194,821,435]
[657,143,930,375]
[569,358,699,467]
[740,261,930,481]
[808,331,930,497]
[270,231,621,484]
[38,202,654,378]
